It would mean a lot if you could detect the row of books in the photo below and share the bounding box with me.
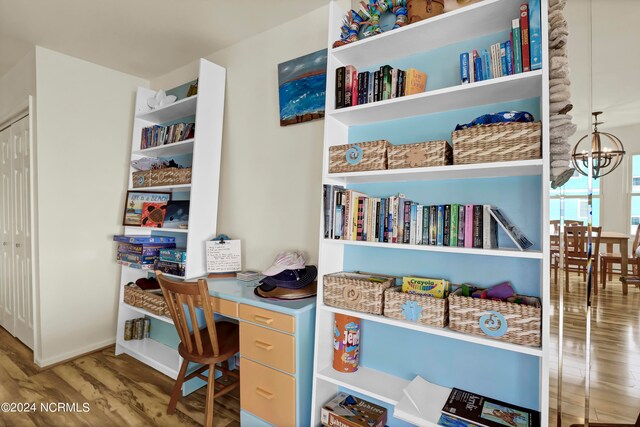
[323,185,533,250]
[140,122,195,149]
[335,65,427,109]
[459,1,541,83]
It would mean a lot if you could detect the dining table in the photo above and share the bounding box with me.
[551,230,631,295]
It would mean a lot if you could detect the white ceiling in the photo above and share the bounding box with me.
[0,0,327,79]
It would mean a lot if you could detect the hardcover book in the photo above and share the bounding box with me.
[422,205,430,245]
[520,3,531,72]
[335,66,345,109]
[403,201,412,244]
[472,205,483,249]
[416,204,423,245]
[457,206,465,247]
[443,204,451,246]
[397,69,406,96]
[505,40,514,76]
[464,204,474,248]
[442,388,540,427]
[528,0,542,70]
[450,204,459,247]
[381,65,392,100]
[373,70,381,102]
[410,203,418,245]
[488,206,534,250]
[436,205,445,246]
[512,19,523,73]
[345,65,357,107]
[429,205,438,245]
[405,68,427,95]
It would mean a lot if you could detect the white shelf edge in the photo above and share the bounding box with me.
[325,159,543,184]
[322,239,543,259]
[132,138,195,156]
[319,304,543,357]
[316,365,410,405]
[135,95,198,121]
[116,338,179,378]
[120,302,174,324]
[128,183,191,192]
[125,226,188,234]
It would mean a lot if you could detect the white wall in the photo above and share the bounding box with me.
[34,47,148,365]
[0,49,35,122]
[151,3,344,270]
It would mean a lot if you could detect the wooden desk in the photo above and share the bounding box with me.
[552,231,630,294]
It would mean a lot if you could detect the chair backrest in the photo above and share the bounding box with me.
[550,219,583,235]
[156,272,220,357]
[564,225,602,261]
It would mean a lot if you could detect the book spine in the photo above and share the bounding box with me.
[457,205,465,247]
[529,0,542,70]
[343,190,352,240]
[390,197,397,243]
[397,69,405,96]
[352,193,359,240]
[489,44,498,79]
[382,65,392,100]
[464,204,474,248]
[483,204,499,249]
[410,203,417,245]
[416,204,423,245]
[460,52,470,84]
[500,43,507,76]
[335,67,345,109]
[468,51,475,83]
[505,40,514,75]
[481,49,492,80]
[397,197,405,244]
[436,205,444,246]
[363,197,369,241]
[352,71,359,106]
[373,71,380,102]
[473,205,483,249]
[368,71,374,104]
[357,72,364,106]
[443,205,451,246]
[429,205,437,245]
[512,19,523,73]
[474,55,483,82]
[450,204,459,247]
[344,65,355,107]
[323,185,331,238]
[403,201,411,244]
[334,191,343,239]
[357,197,365,241]
[492,43,502,78]
[422,206,430,245]
[520,3,531,72]
[390,68,398,99]
[377,199,384,242]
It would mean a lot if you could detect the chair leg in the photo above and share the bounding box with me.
[554,261,558,285]
[565,262,570,292]
[203,364,216,427]
[593,262,598,295]
[168,359,189,415]
[601,259,607,289]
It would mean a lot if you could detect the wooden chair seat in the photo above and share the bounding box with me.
[178,321,239,364]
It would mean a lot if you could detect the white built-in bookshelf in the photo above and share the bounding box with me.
[311,0,550,425]
[114,59,226,380]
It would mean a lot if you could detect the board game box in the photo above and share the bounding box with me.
[320,393,387,427]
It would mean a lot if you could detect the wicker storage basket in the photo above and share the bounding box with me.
[452,122,542,165]
[123,284,171,317]
[388,140,452,169]
[323,272,394,315]
[329,140,390,173]
[448,288,541,347]
[383,287,448,327]
[407,0,444,24]
[132,167,192,188]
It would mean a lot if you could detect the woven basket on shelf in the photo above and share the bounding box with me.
[132,167,192,188]
[448,288,541,347]
[328,140,390,173]
[452,122,542,165]
[123,284,171,318]
[388,140,452,169]
[383,287,448,327]
[323,272,394,315]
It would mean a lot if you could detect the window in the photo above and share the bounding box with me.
[550,170,601,227]
[630,155,640,235]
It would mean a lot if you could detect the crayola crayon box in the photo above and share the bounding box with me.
[321,393,387,427]
[402,276,450,298]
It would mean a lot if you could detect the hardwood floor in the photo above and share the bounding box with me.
[550,270,640,426]
[0,327,240,427]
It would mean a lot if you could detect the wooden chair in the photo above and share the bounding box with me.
[156,272,239,427]
[550,220,584,284]
[600,225,640,289]
[563,225,601,293]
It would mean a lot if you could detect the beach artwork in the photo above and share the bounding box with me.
[278,49,327,126]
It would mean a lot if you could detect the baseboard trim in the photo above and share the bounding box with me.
[35,338,116,368]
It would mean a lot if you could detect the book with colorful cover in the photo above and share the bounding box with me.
[443,205,451,246]
[429,205,437,245]
[512,19,523,73]
[113,235,176,244]
[422,206,430,245]
[488,206,534,250]
[473,205,483,249]
[481,49,492,80]
[528,0,542,70]
[450,204,459,247]
[464,204,474,248]
[405,68,427,95]
[416,204,423,245]
[345,65,357,107]
[505,40,514,75]
[457,206,465,247]
[403,201,412,244]
[442,388,541,427]
[460,52,470,84]
[436,205,445,246]
[500,43,507,76]
[381,65,392,100]
[474,55,483,82]
[519,3,531,72]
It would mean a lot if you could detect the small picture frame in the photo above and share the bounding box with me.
[123,191,171,226]
[164,200,190,229]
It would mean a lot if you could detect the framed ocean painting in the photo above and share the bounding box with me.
[278,49,327,126]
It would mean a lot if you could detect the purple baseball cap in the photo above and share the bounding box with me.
[259,265,317,290]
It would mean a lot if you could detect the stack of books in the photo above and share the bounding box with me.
[155,248,187,277]
[114,235,176,270]
[459,1,541,84]
[140,122,195,149]
[323,185,533,250]
[335,65,427,109]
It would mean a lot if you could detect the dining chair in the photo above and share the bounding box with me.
[600,225,640,289]
[550,219,584,284]
[156,272,239,427]
[563,225,602,293]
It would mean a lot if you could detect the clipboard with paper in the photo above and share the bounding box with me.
[206,234,242,273]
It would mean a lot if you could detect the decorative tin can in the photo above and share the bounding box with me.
[135,318,144,340]
[333,314,360,373]
[143,318,151,338]
[124,320,133,341]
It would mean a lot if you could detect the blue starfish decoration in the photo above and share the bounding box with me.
[402,301,422,322]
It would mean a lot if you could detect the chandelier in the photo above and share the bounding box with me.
[571,111,625,179]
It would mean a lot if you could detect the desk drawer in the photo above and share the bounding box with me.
[241,322,295,374]
[211,297,238,318]
[239,304,295,333]
[240,357,295,427]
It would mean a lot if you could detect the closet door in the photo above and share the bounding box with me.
[0,126,14,335]
[11,116,33,349]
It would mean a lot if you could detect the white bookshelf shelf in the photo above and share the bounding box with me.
[323,239,543,260]
[328,71,542,126]
[320,304,543,357]
[331,0,521,69]
[120,302,174,324]
[317,365,410,405]
[325,159,543,184]
[128,183,191,192]
[125,225,188,234]
[132,139,194,157]
[117,338,179,378]
[136,95,197,123]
